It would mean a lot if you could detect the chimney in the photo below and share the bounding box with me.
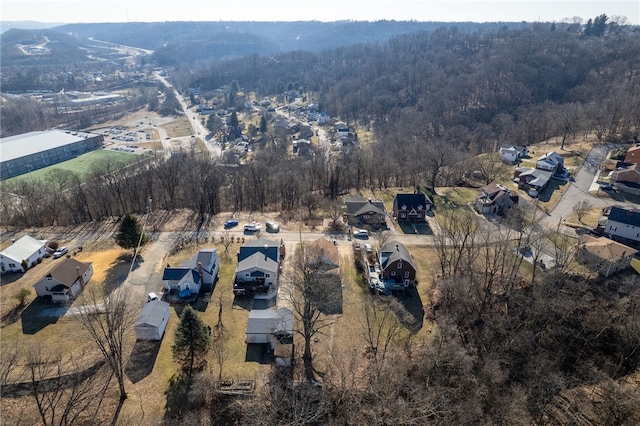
[198,262,203,278]
[76,265,85,287]
[368,198,372,203]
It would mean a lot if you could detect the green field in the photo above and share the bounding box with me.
[3,149,141,185]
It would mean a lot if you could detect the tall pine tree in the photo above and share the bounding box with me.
[113,213,146,254]
[172,306,211,384]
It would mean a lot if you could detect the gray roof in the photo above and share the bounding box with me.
[237,251,278,274]
[608,206,640,226]
[135,300,170,328]
[378,240,416,270]
[196,248,218,267]
[246,307,293,335]
[345,195,386,216]
[35,258,91,287]
[0,129,101,163]
[0,235,45,263]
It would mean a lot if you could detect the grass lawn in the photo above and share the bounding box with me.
[2,150,140,185]
[164,115,192,138]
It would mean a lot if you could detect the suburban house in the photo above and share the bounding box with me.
[514,167,552,197]
[245,307,294,351]
[624,145,640,164]
[379,241,416,284]
[162,248,220,300]
[499,145,528,163]
[610,163,640,185]
[33,258,93,303]
[393,193,433,223]
[576,235,638,277]
[536,151,565,175]
[604,206,640,245]
[0,235,47,274]
[306,237,340,271]
[474,183,519,215]
[292,138,311,156]
[233,238,283,296]
[335,122,349,138]
[134,300,171,340]
[344,195,387,226]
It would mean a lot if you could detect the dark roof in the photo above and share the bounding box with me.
[345,195,386,216]
[239,238,280,262]
[394,193,432,211]
[608,206,640,227]
[378,240,416,270]
[162,267,191,281]
[196,248,217,267]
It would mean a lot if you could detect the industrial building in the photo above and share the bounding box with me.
[0,129,103,179]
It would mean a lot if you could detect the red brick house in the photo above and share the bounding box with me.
[378,241,416,286]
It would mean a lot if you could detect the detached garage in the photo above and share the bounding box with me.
[246,307,293,350]
[134,300,171,341]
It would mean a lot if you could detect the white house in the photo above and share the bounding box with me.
[605,206,640,244]
[162,248,220,299]
[0,235,47,274]
[499,145,528,163]
[193,248,220,290]
[134,300,171,340]
[245,307,294,350]
[33,258,93,303]
[162,267,202,298]
[536,151,564,174]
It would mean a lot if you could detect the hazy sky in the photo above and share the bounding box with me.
[1,0,639,25]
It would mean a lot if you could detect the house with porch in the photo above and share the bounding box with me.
[344,195,387,226]
[0,235,47,274]
[393,193,432,223]
[33,258,93,303]
[233,238,282,296]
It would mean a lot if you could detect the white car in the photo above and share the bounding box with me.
[353,229,369,239]
[244,222,261,232]
[52,246,69,258]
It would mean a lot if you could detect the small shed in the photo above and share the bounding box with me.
[134,300,171,341]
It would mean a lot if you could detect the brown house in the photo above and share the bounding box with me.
[624,145,640,164]
[610,163,640,185]
[33,258,93,303]
[576,235,638,277]
[393,193,432,223]
[344,195,387,226]
[378,241,416,285]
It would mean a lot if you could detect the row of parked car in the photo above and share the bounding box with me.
[223,219,280,233]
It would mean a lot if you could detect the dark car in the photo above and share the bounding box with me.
[224,219,239,228]
[599,183,614,191]
[266,221,280,233]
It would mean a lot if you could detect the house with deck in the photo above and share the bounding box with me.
[474,183,519,215]
[233,238,283,296]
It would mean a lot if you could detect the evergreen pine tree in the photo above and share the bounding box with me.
[172,306,211,383]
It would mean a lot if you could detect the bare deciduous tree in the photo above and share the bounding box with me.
[76,287,138,401]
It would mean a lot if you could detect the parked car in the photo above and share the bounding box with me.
[266,221,280,233]
[147,292,159,302]
[224,219,239,229]
[52,246,69,258]
[244,222,261,232]
[353,229,369,239]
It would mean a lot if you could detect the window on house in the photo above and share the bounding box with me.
[245,273,250,277]
[265,274,271,278]
[391,271,396,276]
[398,261,402,269]
[9,263,15,268]
[363,215,369,219]
[404,271,410,278]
